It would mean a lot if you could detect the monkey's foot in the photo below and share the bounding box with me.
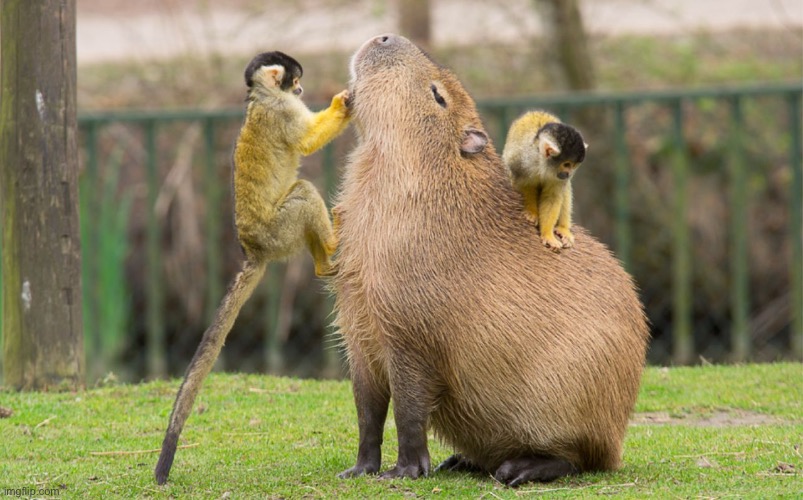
[524,211,539,225]
[555,227,574,249]
[540,234,563,253]
[435,454,483,473]
[314,259,338,277]
[494,456,577,487]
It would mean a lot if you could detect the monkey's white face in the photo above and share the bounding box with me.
[253,64,303,96]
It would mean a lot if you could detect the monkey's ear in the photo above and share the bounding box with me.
[538,134,561,158]
[260,64,285,87]
[584,142,589,150]
[461,127,488,154]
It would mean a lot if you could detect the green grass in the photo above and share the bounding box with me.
[1,364,800,498]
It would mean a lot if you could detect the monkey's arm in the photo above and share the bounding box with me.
[298,91,351,156]
[537,183,565,252]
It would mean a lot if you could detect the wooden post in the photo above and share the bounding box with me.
[0,0,84,390]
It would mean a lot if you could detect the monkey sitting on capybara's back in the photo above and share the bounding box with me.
[331,34,649,487]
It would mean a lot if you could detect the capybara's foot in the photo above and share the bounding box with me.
[435,454,483,473]
[379,462,429,479]
[494,456,577,487]
[338,461,379,479]
[379,448,431,480]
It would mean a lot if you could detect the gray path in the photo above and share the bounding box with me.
[77,0,802,65]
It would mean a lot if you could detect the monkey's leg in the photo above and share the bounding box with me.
[154,259,267,485]
[554,188,574,248]
[380,352,435,479]
[338,347,390,478]
[253,180,337,276]
[292,180,338,276]
[537,190,564,252]
[521,189,540,225]
[494,456,577,487]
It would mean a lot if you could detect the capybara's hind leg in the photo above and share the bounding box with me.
[494,456,577,487]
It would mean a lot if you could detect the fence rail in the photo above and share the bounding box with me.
[2,82,801,381]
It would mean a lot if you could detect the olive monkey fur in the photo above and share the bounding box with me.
[154,51,350,485]
[502,110,586,251]
[333,34,647,487]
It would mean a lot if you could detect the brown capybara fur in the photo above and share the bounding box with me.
[331,34,649,486]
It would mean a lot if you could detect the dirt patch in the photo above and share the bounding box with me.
[631,409,785,427]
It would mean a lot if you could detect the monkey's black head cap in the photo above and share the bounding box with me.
[244,51,303,91]
[538,122,587,164]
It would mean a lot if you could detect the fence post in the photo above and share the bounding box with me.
[144,120,166,378]
[728,97,750,361]
[789,92,803,357]
[671,99,693,364]
[613,101,631,270]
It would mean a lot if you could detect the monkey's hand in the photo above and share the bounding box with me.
[331,90,351,117]
[555,227,574,249]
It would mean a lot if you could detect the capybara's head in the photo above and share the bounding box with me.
[348,34,489,157]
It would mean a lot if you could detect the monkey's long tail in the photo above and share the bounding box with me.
[154,258,267,485]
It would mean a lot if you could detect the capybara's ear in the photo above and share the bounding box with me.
[461,127,488,154]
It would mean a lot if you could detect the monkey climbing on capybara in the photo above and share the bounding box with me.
[331,34,649,487]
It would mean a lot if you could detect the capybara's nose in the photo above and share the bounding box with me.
[375,33,398,46]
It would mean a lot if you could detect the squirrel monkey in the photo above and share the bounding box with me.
[502,110,587,252]
[154,51,350,485]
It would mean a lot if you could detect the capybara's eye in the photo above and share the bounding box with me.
[430,84,447,108]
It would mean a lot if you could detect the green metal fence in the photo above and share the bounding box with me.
[3,82,801,381]
[481,83,802,364]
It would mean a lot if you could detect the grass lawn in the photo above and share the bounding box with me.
[1,363,800,498]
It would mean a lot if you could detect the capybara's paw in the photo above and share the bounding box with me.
[338,462,379,479]
[379,447,431,480]
[494,456,577,487]
[379,463,429,480]
[435,454,482,473]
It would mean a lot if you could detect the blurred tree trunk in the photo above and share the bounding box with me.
[534,0,596,92]
[398,0,431,51]
[1,0,84,390]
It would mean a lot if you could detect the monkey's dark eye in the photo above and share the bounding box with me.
[431,84,446,108]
